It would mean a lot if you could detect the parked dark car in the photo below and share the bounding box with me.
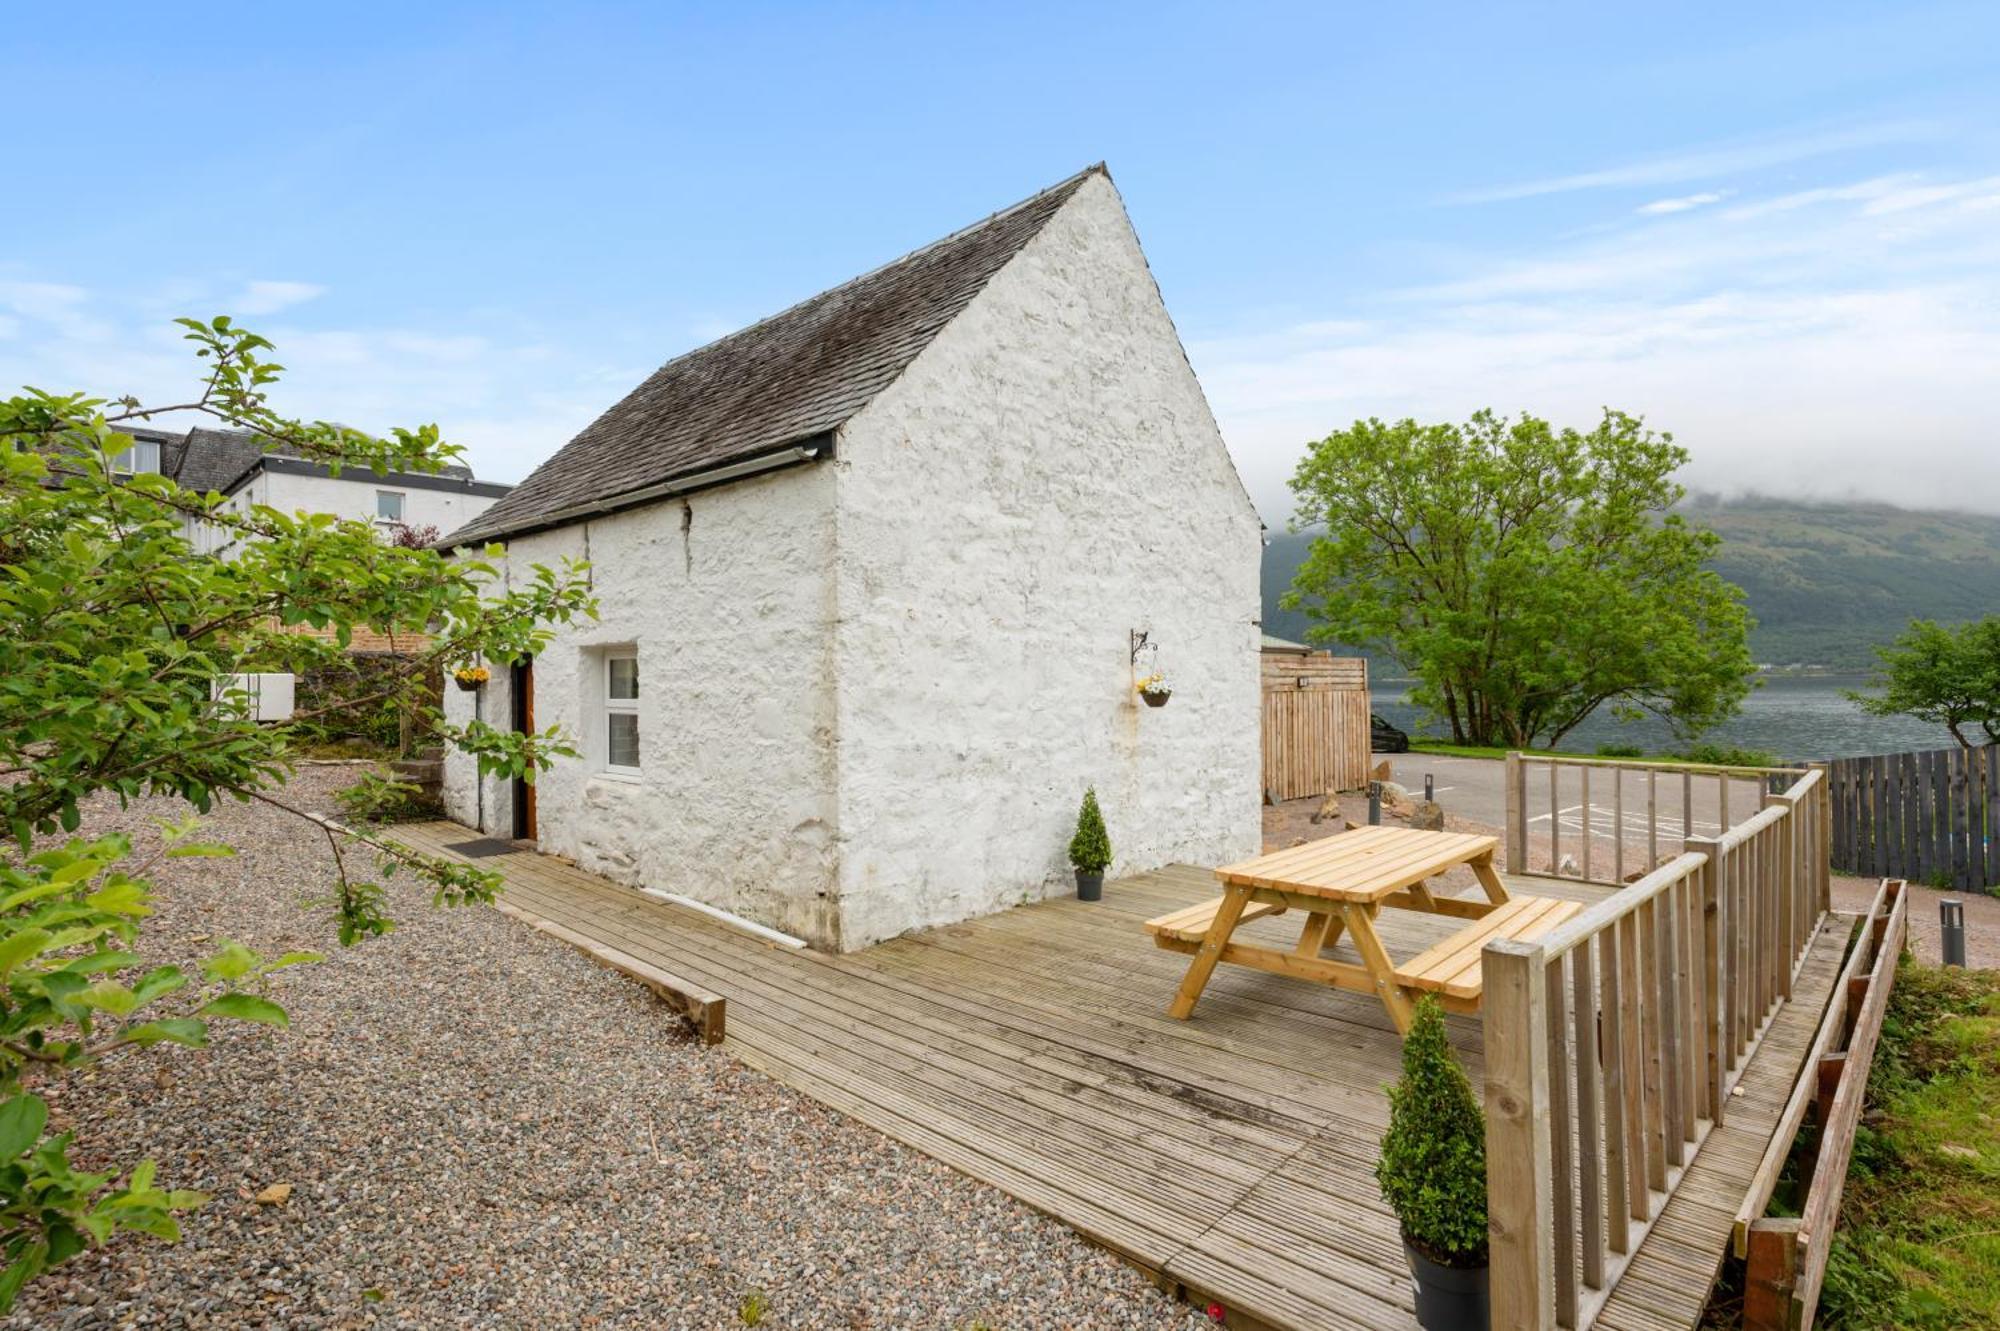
[1371,712,1410,754]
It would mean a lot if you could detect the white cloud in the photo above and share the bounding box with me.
[1200,167,2000,523]
[233,280,328,316]
[1452,120,1935,203]
[1636,190,1729,215]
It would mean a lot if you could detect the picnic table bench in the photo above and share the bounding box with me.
[1145,826,1582,1033]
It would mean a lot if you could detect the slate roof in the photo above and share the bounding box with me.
[445,164,1107,546]
[165,427,269,493]
[161,426,476,494]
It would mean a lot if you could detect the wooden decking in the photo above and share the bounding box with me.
[396,820,1848,1331]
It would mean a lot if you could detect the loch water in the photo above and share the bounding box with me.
[1372,674,1960,762]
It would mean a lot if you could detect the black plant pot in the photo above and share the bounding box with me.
[1404,1240,1488,1331]
[1140,690,1171,708]
[1075,871,1104,902]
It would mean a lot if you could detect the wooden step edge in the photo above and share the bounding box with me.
[495,899,726,1046]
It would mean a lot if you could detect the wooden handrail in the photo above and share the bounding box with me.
[1537,851,1707,960]
[1485,765,1832,1328]
[1513,751,1808,778]
[1732,879,1891,1255]
[1742,880,1907,1331]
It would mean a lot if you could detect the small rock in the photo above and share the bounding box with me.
[255,1184,293,1206]
[1939,1143,1979,1160]
[1407,800,1445,833]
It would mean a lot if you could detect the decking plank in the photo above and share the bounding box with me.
[397,820,1844,1331]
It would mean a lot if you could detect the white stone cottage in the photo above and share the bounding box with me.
[439,165,1263,951]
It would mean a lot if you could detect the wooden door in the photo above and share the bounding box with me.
[511,658,537,840]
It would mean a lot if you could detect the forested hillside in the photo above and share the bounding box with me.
[1263,496,2000,672]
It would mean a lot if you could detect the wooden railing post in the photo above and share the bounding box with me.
[1684,834,1725,1123]
[1506,751,1528,875]
[1485,938,1556,1331]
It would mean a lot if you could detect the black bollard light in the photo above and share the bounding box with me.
[1368,781,1382,826]
[1424,773,1435,803]
[1941,898,1967,968]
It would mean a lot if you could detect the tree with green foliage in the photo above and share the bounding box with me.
[0,318,597,1306]
[1067,787,1112,873]
[1850,617,2000,750]
[1376,996,1487,1266]
[1285,409,1757,748]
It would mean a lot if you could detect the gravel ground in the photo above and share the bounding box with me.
[8,769,1209,1331]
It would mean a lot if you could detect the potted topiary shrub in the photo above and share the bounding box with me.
[1376,995,1489,1330]
[1067,787,1112,901]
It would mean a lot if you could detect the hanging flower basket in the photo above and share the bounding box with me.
[1137,674,1172,708]
[453,666,490,693]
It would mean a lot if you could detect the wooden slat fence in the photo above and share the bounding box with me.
[1735,879,1907,1331]
[1260,652,1370,801]
[1827,744,1997,891]
[1484,766,1832,1330]
[1506,753,1816,889]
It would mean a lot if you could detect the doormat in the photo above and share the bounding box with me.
[443,838,521,859]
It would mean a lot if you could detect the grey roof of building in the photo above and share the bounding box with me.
[164,427,269,493]
[444,164,1106,546]
[1260,633,1314,653]
[163,426,477,495]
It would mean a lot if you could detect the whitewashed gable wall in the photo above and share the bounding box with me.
[827,172,1263,949]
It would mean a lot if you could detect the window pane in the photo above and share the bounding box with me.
[607,712,639,769]
[377,491,404,520]
[608,656,639,700]
[132,440,160,474]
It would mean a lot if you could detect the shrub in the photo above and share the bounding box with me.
[1595,742,1644,758]
[1068,787,1112,873]
[334,771,440,825]
[1677,741,1778,769]
[1376,996,1487,1266]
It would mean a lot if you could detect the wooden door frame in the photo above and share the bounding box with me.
[510,657,537,841]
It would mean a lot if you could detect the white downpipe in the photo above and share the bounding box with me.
[642,888,808,950]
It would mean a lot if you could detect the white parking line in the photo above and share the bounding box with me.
[1527,803,1727,838]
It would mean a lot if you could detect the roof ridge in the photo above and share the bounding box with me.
[655,163,1108,372]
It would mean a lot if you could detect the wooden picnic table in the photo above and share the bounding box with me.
[1145,826,1580,1033]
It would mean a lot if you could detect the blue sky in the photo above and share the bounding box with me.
[8,2,2000,518]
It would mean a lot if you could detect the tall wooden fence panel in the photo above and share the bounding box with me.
[1827,744,1997,891]
[1260,653,1369,801]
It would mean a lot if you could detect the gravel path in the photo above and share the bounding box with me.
[9,769,1208,1330]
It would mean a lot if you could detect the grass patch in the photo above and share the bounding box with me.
[1704,956,2000,1329]
[1405,738,1781,768]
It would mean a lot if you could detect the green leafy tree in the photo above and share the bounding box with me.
[1850,617,2000,750]
[1376,996,1486,1266]
[0,317,598,1304]
[1067,788,1112,873]
[1285,409,1757,748]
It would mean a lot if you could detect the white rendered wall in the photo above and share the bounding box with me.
[827,172,1264,949]
[258,469,503,536]
[186,469,503,555]
[439,466,845,947]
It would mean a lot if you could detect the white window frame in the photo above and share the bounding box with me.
[602,652,640,776]
[113,438,161,475]
[375,489,406,523]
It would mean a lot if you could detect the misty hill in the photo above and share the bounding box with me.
[1262,496,2000,673]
